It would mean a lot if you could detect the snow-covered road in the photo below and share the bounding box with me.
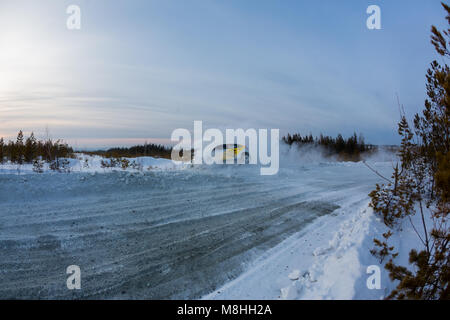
[0,161,393,299]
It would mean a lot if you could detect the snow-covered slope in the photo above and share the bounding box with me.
[0,153,184,174]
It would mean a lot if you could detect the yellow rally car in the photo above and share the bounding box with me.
[212,144,250,164]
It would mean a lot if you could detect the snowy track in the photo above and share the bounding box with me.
[0,162,392,299]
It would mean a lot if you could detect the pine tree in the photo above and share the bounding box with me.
[0,137,4,163]
[24,132,37,163]
[8,140,17,163]
[0,130,74,164]
[16,130,24,164]
[358,133,366,152]
[335,134,345,153]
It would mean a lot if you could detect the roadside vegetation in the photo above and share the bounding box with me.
[369,2,449,300]
[0,132,174,172]
[82,144,174,170]
[282,132,377,161]
[83,143,172,160]
[0,130,74,172]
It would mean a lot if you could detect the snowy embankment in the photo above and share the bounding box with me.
[202,195,377,300]
[0,153,184,174]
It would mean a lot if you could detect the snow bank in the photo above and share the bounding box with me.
[203,198,377,300]
[0,153,186,174]
[297,204,373,299]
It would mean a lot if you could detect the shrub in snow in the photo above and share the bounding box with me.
[49,158,71,173]
[60,159,71,173]
[101,158,120,169]
[120,159,130,170]
[130,160,143,171]
[32,159,44,173]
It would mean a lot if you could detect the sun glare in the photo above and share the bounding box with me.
[0,28,54,96]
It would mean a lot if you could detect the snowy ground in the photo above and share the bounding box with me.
[0,153,183,174]
[0,153,416,299]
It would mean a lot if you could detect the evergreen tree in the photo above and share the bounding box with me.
[282,132,371,160]
[0,137,4,163]
[24,132,37,163]
[8,140,17,163]
[16,130,24,164]
[335,134,345,153]
[0,130,74,164]
[369,2,449,299]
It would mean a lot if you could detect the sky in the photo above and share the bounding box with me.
[0,0,446,149]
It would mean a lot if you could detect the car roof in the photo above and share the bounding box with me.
[213,144,244,150]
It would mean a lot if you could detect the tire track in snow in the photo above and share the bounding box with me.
[0,164,386,299]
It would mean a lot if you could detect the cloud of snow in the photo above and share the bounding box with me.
[279,142,336,168]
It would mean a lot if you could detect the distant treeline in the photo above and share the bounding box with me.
[0,130,74,164]
[282,132,376,160]
[84,143,172,159]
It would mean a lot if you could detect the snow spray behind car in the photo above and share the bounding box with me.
[171,121,279,175]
